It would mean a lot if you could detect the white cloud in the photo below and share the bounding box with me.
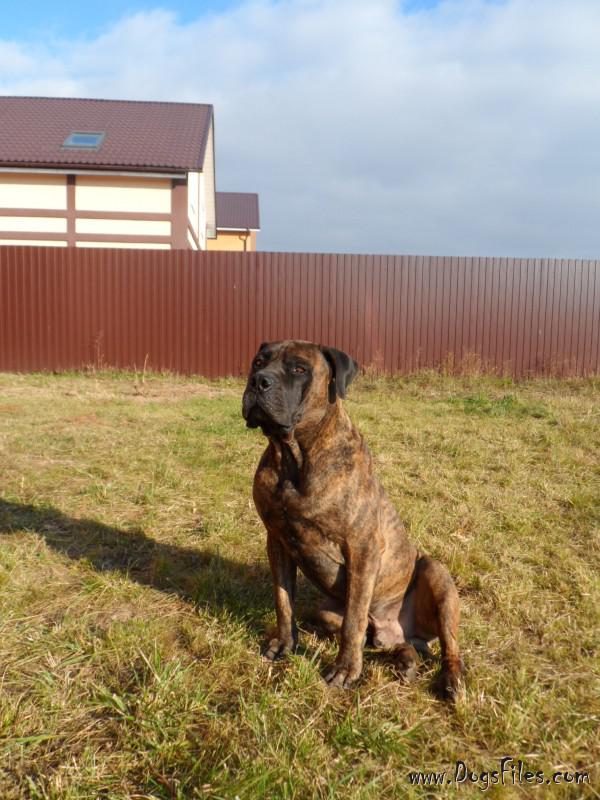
[1,0,600,257]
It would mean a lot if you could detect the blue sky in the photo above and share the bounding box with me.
[1,0,599,258]
[0,1,238,39]
[1,0,445,39]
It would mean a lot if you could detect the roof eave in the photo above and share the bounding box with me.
[217,226,260,232]
[0,161,191,175]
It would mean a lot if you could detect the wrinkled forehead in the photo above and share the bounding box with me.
[255,340,326,369]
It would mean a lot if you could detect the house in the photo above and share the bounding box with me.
[0,96,259,251]
[208,192,260,252]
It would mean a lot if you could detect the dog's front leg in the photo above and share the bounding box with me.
[324,540,380,688]
[264,531,298,660]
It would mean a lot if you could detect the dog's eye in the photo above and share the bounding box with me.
[292,365,306,374]
[253,358,265,369]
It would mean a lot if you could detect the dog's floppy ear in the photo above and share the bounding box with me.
[320,345,359,402]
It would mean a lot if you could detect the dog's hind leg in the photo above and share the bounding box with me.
[314,597,344,639]
[368,603,420,682]
[408,556,464,701]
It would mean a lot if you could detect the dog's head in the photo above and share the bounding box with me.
[242,340,358,439]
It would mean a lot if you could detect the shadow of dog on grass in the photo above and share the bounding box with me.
[0,497,273,635]
[0,499,454,697]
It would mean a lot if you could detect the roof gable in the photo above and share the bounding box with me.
[0,96,213,173]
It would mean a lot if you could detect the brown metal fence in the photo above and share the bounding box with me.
[1,246,599,377]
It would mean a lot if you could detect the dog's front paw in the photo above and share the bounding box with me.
[324,657,362,689]
[263,636,296,661]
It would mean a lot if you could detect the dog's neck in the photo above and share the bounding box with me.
[268,400,350,484]
[294,399,348,450]
[268,435,303,487]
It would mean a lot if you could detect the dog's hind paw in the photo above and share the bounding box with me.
[389,643,419,683]
[436,658,465,702]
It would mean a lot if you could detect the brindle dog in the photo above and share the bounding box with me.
[242,340,464,700]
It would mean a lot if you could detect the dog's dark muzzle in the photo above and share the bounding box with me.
[249,369,276,395]
[243,370,277,418]
[242,370,295,434]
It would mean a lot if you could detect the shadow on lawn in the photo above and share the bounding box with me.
[0,498,444,692]
[0,498,273,633]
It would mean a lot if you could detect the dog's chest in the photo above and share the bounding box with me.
[255,466,347,596]
[280,511,347,597]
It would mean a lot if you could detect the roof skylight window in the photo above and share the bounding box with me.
[62,132,105,149]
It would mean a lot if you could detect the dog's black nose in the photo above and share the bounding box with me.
[251,371,274,393]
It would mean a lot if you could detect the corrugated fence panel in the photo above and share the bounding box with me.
[0,246,599,377]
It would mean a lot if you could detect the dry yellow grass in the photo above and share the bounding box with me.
[0,369,598,799]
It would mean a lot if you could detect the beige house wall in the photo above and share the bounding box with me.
[0,173,67,209]
[75,175,172,213]
[0,171,179,249]
[0,215,67,233]
[76,241,171,249]
[203,122,216,238]
[0,239,67,246]
[0,170,232,251]
[75,218,171,236]
[187,171,200,243]
[207,230,257,252]
[198,173,206,249]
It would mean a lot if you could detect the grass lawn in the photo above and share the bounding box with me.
[0,369,598,799]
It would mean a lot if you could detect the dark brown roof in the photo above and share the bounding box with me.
[216,192,260,230]
[0,96,213,173]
